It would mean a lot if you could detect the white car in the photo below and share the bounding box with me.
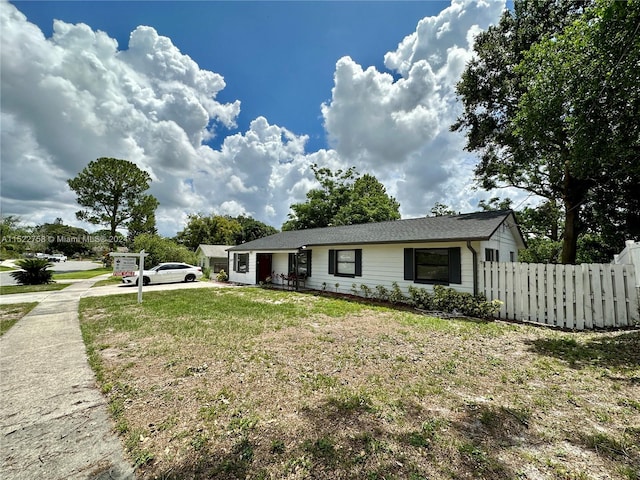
[122,262,203,286]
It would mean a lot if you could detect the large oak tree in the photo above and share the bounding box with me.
[453,0,639,263]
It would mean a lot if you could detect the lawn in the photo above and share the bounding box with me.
[0,283,69,295]
[79,288,640,480]
[92,275,125,287]
[0,302,37,335]
[52,267,113,280]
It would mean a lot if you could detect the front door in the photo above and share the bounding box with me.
[256,253,272,284]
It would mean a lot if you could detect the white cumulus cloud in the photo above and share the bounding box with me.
[322,0,508,218]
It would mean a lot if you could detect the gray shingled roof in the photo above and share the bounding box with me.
[228,210,524,252]
[196,245,231,257]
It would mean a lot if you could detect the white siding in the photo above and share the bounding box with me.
[305,242,475,295]
[480,220,520,263]
[228,252,255,284]
[227,221,522,296]
[228,251,294,285]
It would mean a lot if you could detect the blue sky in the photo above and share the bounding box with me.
[13,1,448,152]
[2,0,518,236]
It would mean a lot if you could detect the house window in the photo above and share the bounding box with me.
[510,251,515,262]
[404,247,461,285]
[485,248,499,262]
[234,253,249,273]
[328,249,362,277]
[288,250,312,277]
[415,249,450,283]
[337,250,356,275]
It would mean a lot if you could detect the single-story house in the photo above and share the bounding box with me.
[195,244,232,273]
[227,210,526,296]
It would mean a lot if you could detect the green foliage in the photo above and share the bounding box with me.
[202,267,211,280]
[374,285,389,302]
[67,157,158,248]
[406,285,501,318]
[132,234,196,268]
[127,194,159,244]
[1,215,34,258]
[332,174,401,226]
[10,258,54,285]
[216,269,228,282]
[283,164,400,230]
[389,282,406,304]
[176,214,276,250]
[453,0,640,263]
[430,202,457,217]
[234,215,278,244]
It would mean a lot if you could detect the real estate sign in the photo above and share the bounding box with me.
[113,256,138,277]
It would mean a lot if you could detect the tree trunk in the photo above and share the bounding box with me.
[561,203,579,264]
[561,162,591,264]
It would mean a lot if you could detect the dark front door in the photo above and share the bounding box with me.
[256,253,272,284]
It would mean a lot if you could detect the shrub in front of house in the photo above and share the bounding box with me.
[10,258,54,285]
[216,269,228,282]
[404,284,500,319]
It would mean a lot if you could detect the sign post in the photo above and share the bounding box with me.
[110,250,149,303]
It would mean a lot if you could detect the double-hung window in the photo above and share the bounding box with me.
[234,253,249,273]
[336,250,356,275]
[328,249,362,277]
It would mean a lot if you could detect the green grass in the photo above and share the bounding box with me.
[52,267,113,280]
[0,283,69,295]
[78,288,640,480]
[0,302,37,335]
[92,276,124,287]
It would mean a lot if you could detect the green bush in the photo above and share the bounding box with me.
[10,258,54,285]
[216,269,228,282]
[389,282,406,304]
[374,285,390,302]
[202,267,211,280]
[132,234,197,268]
[408,285,434,310]
[404,284,500,318]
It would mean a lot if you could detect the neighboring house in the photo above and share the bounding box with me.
[195,244,231,273]
[227,210,526,295]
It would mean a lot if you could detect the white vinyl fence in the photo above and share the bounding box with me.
[479,261,639,330]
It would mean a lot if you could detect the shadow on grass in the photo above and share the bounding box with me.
[526,330,640,375]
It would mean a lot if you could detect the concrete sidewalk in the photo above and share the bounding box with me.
[0,278,135,479]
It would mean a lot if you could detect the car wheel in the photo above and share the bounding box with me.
[185,274,196,282]
[143,276,150,286]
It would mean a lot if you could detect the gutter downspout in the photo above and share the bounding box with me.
[467,241,478,296]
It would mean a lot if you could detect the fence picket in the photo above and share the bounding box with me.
[545,264,556,327]
[574,265,585,330]
[480,261,636,330]
[591,265,604,328]
[627,268,640,325]
[565,265,576,329]
[611,265,627,327]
